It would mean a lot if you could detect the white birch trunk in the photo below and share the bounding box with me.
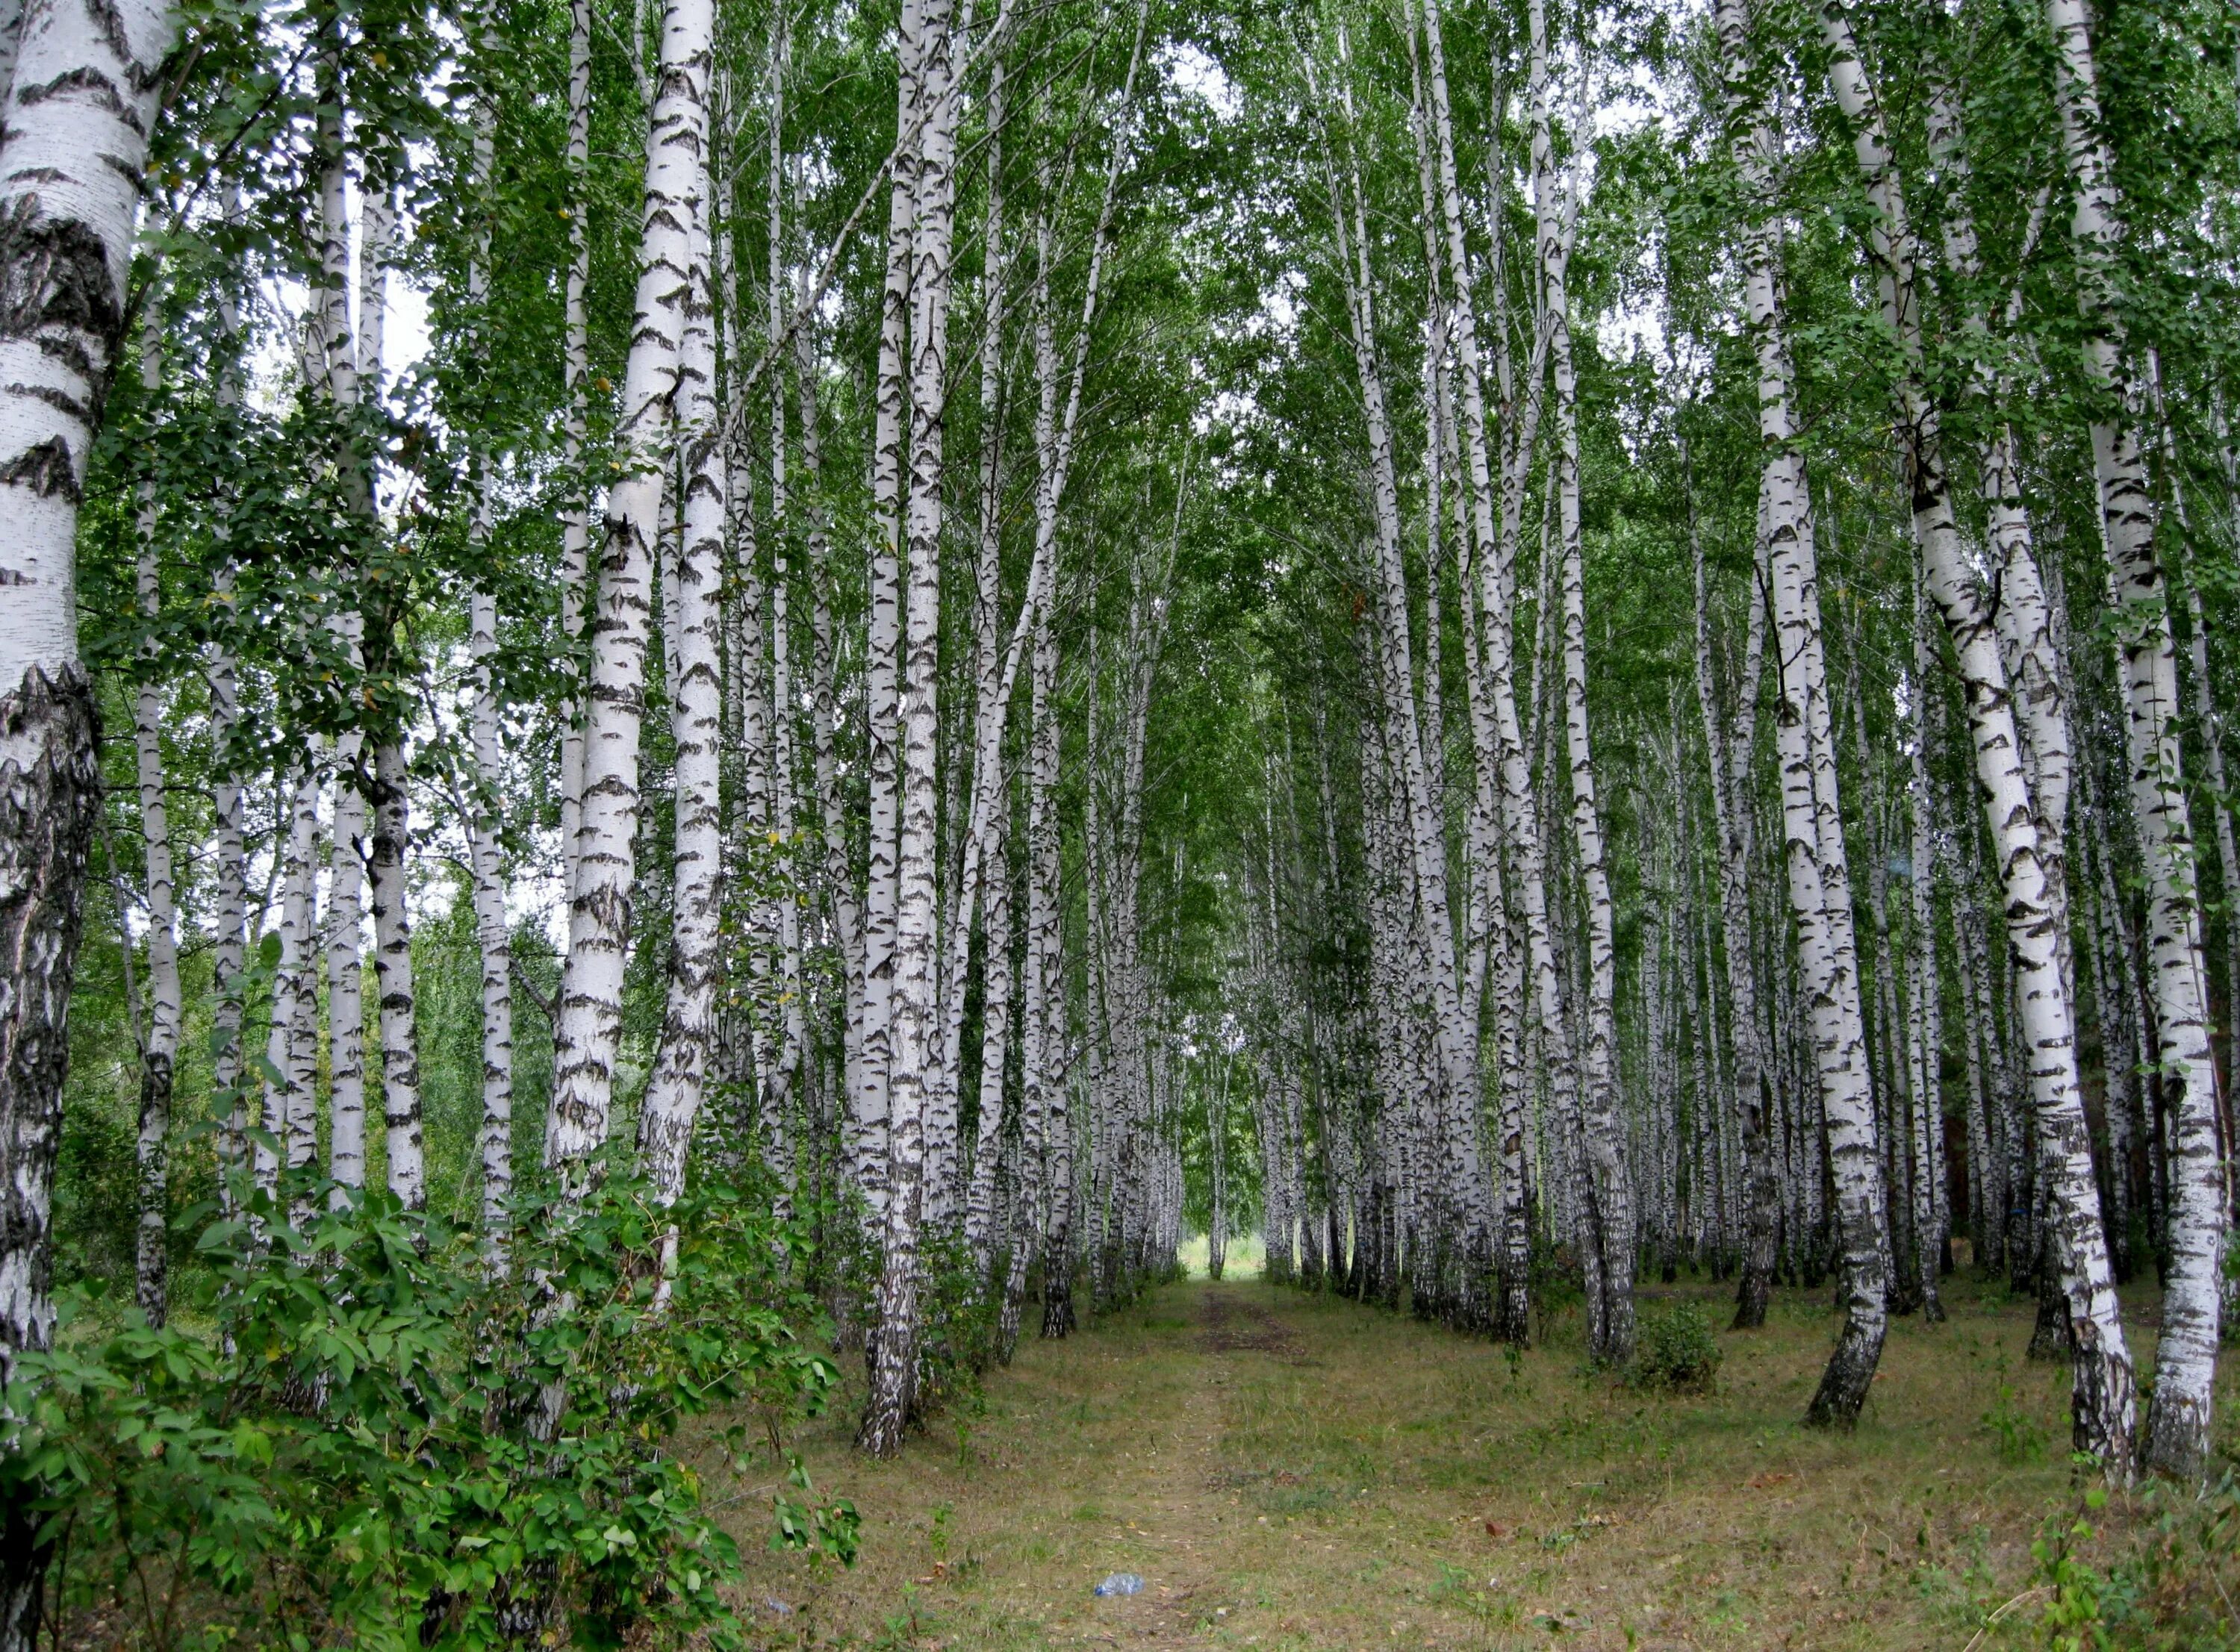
[0,40,176,1624]
[1908,585,1945,1323]
[862,0,965,1453]
[462,52,514,1238]
[638,170,725,1225]
[558,0,593,903]
[850,0,930,1226]
[129,310,179,1325]
[961,63,1012,1275]
[2040,0,2221,1479]
[1692,502,1775,1326]
[319,84,372,1212]
[1314,38,1490,1331]
[261,773,323,1214]
[546,0,713,1183]
[1819,1,2133,1466]
[1712,0,1886,1424]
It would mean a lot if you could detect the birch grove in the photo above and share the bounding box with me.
[4,0,2238,1635]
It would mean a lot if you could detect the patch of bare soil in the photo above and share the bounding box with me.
[1193,1287,1308,1360]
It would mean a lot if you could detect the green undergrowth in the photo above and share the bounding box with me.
[6,1167,854,1651]
[726,1274,2239,1651]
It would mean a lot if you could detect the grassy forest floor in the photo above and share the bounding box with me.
[721,1272,2240,1651]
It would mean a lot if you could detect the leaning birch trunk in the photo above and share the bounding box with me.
[2153,378,2240,1126]
[1819,0,2134,1468]
[0,43,175,1652]
[638,177,724,1250]
[545,0,712,1185]
[1769,508,1888,1430]
[2040,0,2222,1480]
[862,0,964,1456]
[1711,0,1886,1425]
[130,312,181,1325]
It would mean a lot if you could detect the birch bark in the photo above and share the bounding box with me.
[464,41,514,1238]
[1818,1,2133,1466]
[1710,0,1887,1424]
[0,24,175,1582]
[130,311,179,1324]
[547,0,713,1184]
[850,0,931,1224]
[1316,37,1490,1333]
[559,0,592,903]
[2041,0,2221,1479]
[637,149,724,1219]
[1692,499,1774,1328]
[863,0,965,1454]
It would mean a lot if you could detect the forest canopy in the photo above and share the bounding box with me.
[0,0,2236,1639]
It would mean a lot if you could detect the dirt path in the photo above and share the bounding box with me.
[719,1275,2221,1650]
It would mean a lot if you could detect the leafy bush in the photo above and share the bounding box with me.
[2022,1474,2240,1651]
[2,1169,851,1650]
[1981,1357,2049,1465]
[1630,1302,1723,1393]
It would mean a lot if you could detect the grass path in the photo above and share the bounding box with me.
[721,1275,2236,1649]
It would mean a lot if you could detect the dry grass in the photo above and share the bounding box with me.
[718,1274,2240,1650]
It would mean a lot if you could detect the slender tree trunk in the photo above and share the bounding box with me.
[862,0,965,1454]
[1714,0,1887,1426]
[637,141,725,1225]
[129,311,180,1324]
[1908,579,1945,1322]
[2040,0,2221,1480]
[850,0,932,1230]
[1692,491,1775,1327]
[3,54,180,1642]
[463,46,514,1240]
[1820,0,2134,1468]
[547,0,714,1186]
[1316,38,1490,1335]
[559,0,593,903]
[962,63,1013,1280]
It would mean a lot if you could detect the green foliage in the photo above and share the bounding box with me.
[2016,1477,2240,1651]
[1982,1356,2049,1466]
[4,1172,847,1650]
[1628,1302,1722,1394]
[2031,1488,2120,1651]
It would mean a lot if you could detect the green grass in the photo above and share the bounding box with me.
[715,1275,2240,1650]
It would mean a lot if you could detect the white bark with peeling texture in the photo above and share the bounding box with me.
[1,29,177,1652]
[546,0,714,1185]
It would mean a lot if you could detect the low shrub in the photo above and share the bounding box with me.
[3,1168,853,1651]
[2023,1473,2240,1651]
[1630,1301,1723,1393]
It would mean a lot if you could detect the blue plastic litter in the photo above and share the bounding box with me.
[1093,1572,1145,1598]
